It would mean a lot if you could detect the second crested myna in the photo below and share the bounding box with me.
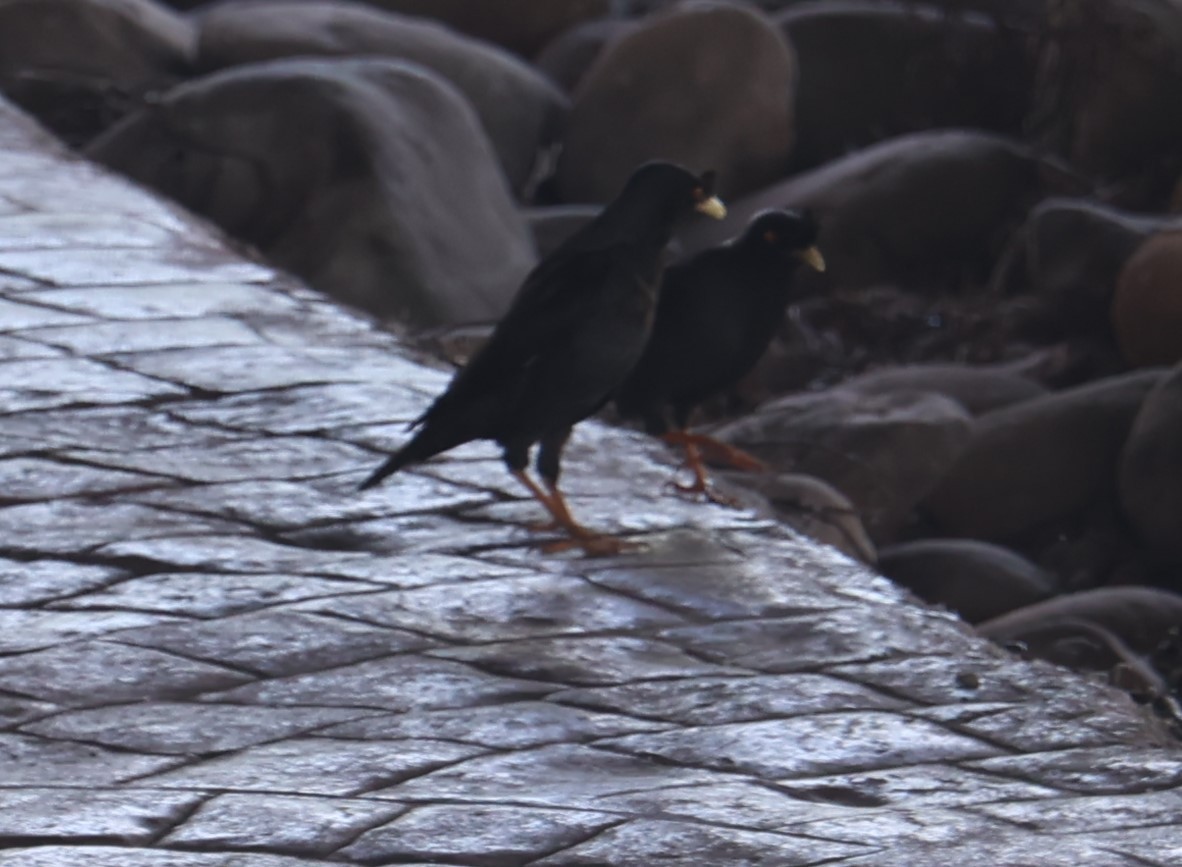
[359,161,726,555]
[615,209,825,501]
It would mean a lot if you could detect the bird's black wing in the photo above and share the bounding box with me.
[414,244,629,434]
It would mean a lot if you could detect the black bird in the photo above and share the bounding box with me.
[615,209,825,501]
[359,161,726,555]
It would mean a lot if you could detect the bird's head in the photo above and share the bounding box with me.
[619,161,728,222]
[742,209,826,272]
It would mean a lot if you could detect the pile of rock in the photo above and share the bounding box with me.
[4,0,1181,702]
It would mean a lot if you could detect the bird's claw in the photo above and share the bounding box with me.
[666,477,742,508]
[534,533,640,557]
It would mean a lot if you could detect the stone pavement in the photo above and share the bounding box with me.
[0,98,1180,866]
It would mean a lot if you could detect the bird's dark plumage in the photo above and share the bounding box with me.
[360,161,726,554]
[615,209,825,498]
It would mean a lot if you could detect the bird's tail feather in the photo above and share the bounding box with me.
[357,420,467,491]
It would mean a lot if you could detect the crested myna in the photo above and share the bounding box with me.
[615,208,825,501]
[359,161,726,555]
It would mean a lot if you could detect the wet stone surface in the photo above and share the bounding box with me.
[0,97,1178,866]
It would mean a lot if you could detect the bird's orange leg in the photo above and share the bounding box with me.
[661,430,767,472]
[511,471,632,557]
[662,439,740,507]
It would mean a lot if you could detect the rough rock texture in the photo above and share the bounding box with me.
[1113,231,1182,367]
[86,57,536,326]
[839,362,1048,416]
[878,538,1057,623]
[1119,362,1182,561]
[0,0,196,144]
[194,0,569,192]
[778,0,1033,170]
[924,370,1164,540]
[993,197,1178,333]
[556,2,797,202]
[715,388,974,541]
[534,17,634,93]
[681,130,1081,292]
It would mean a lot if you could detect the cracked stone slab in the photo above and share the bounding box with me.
[0,406,244,452]
[207,654,553,712]
[529,818,870,866]
[0,732,180,785]
[0,246,274,287]
[0,847,339,867]
[27,316,264,355]
[971,789,1182,834]
[116,609,435,678]
[0,609,181,654]
[657,606,969,673]
[0,558,123,606]
[0,694,56,729]
[0,297,92,331]
[432,635,745,686]
[0,457,168,500]
[162,793,406,856]
[15,281,298,322]
[775,764,1061,810]
[308,573,687,643]
[0,502,241,555]
[0,334,63,359]
[52,571,377,619]
[781,805,1018,848]
[129,474,492,530]
[170,382,429,435]
[21,702,381,755]
[314,700,668,749]
[0,640,253,705]
[0,357,183,413]
[0,788,204,845]
[0,212,182,251]
[965,745,1182,794]
[382,743,721,806]
[68,436,373,485]
[340,804,619,866]
[141,737,487,796]
[551,672,906,726]
[599,712,1002,779]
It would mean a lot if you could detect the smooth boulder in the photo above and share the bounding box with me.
[681,131,1082,293]
[778,1,1032,171]
[923,370,1164,540]
[839,362,1048,416]
[877,538,1056,623]
[1112,231,1182,368]
[86,58,536,326]
[1119,362,1182,562]
[195,0,568,192]
[714,388,973,541]
[0,0,195,144]
[992,198,1176,333]
[556,2,796,202]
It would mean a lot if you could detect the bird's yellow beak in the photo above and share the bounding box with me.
[694,196,727,220]
[796,246,826,272]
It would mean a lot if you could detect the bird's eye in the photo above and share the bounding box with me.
[692,187,705,201]
[764,230,778,244]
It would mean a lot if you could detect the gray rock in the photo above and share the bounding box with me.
[522,204,601,259]
[359,0,610,55]
[877,538,1056,623]
[87,58,536,326]
[778,0,1033,171]
[195,0,569,191]
[715,388,974,541]
[1113,230,1182,368]
[991,197,1179,329]
[1119,362,1182,560]
[729,471,877,564]
[556,2,797,202]
[977,585,1182,655]
[1031,0,1182,206]
[924,370,1165,540]
[682,130,1081,292]
[0,0,195,144]
[534,17,634,93]
[840,362,1048,416]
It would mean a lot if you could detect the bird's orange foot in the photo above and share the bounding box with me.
[535,532,640,557]
[666,476,742,508]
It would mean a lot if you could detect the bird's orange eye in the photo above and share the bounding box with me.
[692,187,705,201]
[764,230,778,244]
